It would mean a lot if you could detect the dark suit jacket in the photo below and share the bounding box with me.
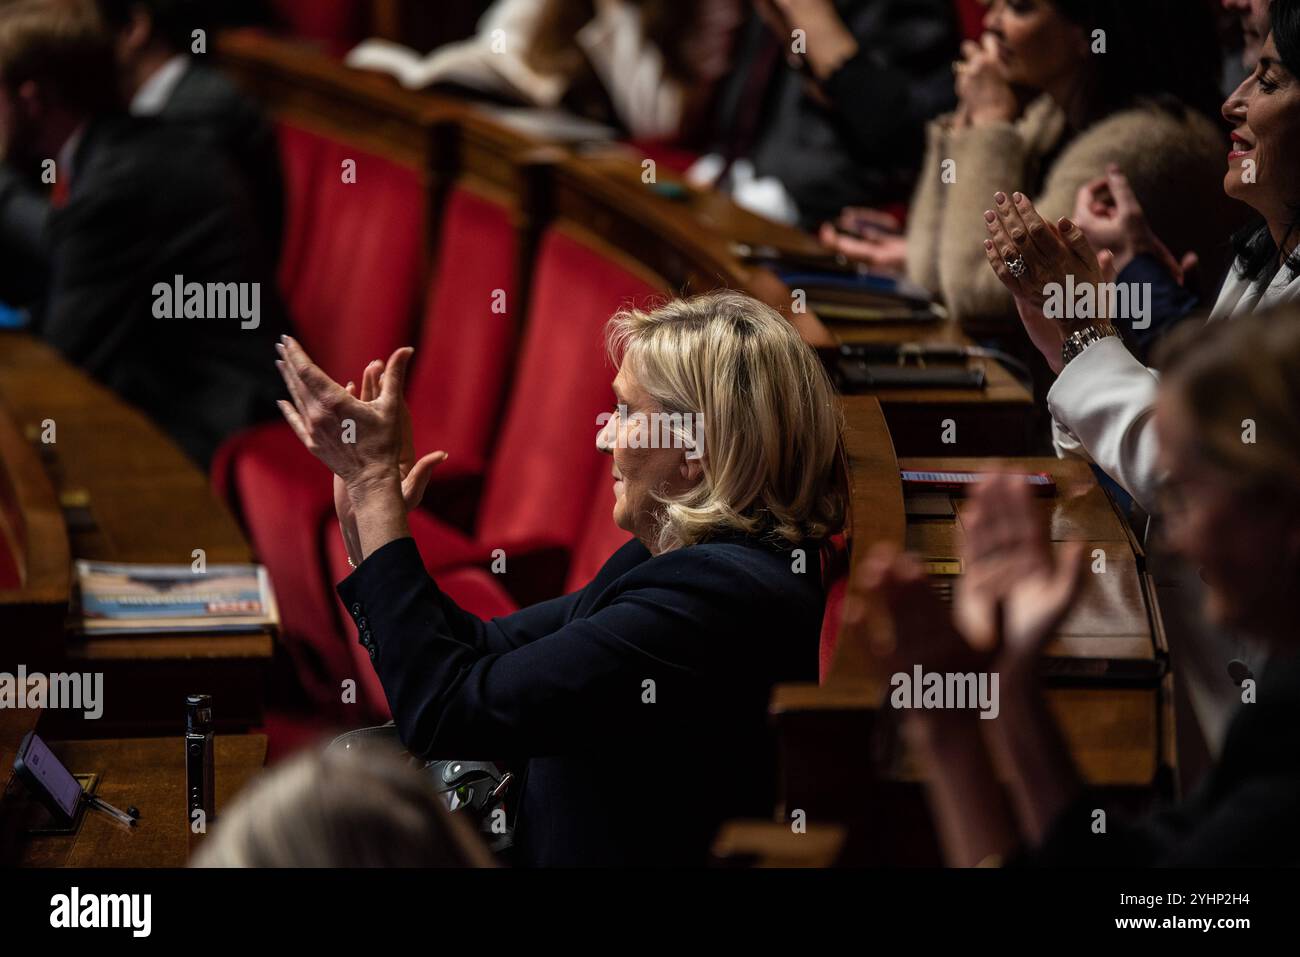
[32,114,288,467]
[0,60,283,279]
[337,533,826,867]
[711,0,958,227]
[1024,651,1300,866]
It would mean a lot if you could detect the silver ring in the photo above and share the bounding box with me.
[1004,255,1027,279]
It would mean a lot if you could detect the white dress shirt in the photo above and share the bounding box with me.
[130,54,190,116]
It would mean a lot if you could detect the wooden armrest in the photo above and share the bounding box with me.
[711,820,846,868]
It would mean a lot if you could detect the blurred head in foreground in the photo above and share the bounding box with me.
[191,745,496,868]
[1155,305,1300,641]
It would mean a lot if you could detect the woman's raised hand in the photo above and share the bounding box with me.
[324,355,449,566]
[276,337,446,501]
[276,336,404,486]
[842,542,989,677]
[953,476,1086,678]
[954,35,1018,127]
[981,190,1116,372]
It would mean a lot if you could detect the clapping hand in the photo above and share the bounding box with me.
[953,476,1086,678]
[953,35,1019,128]
[275,338,446,564]
[981,190,1116,373]
[842,542,989,677]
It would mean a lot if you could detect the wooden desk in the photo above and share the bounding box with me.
[0,333,273,735]
[764,456,1167,865]
[4,734,267,867]
[898,457,1158,672]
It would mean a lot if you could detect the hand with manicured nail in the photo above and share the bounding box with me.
[953,475,1086,681]
[276,338,447,563]
[954,35,1019,128]
[327,356,449,567]
[981,190,1116,373]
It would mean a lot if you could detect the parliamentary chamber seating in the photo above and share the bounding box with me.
[209,0,997,729]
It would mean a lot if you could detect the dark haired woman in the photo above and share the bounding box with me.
[822,0,1240,334]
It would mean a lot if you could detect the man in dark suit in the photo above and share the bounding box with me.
[0,0,288,467]
[96,0,284,263]
[0,0,284,272]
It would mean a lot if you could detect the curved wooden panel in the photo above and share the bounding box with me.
[0,379,70,664]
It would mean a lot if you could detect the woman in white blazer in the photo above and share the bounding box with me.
[978,3,1300,775]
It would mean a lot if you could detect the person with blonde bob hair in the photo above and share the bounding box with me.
[275,290,849,866]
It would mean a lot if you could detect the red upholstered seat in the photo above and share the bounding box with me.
[470,227,662,601]
[817,534,852,683]
[955,0,987,41]
[405,187,519,529]
[272,122,325,316]
[278,126,425,383]
[820,574,847,684]
[269,0,367,56]
[210,123,425,707]
[564,477,634,593]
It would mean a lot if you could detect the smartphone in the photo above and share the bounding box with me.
[900,470,1057,496]
[13,731,85,822]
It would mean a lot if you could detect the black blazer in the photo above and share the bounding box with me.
[337,533,826,867]
[33,114,288,467]
[0,60,284,293]
[1025,650,1300,866]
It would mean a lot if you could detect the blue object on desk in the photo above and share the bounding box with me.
[0,302,29,329]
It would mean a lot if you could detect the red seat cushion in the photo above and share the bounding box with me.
[955,0,986,41]
[270,0,367,56]
[472,227,663,600]
[564,477,634,594]
[276,123,424,384]
[406,187,518,511]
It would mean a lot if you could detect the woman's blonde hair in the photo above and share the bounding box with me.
[606,290,850,554]
[1157,306,1300,500]
[190,745,495,868]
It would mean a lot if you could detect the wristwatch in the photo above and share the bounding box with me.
[1061,322,1120,367]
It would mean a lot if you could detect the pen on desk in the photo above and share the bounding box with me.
[89,795,137,827]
